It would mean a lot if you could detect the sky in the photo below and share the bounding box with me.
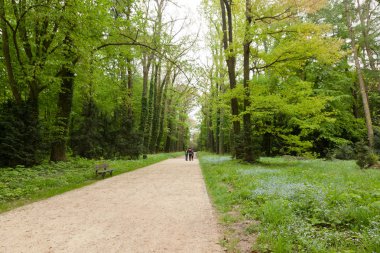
[166,0,208,140]
[166,0,209,64]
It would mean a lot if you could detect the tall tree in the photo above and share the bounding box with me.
[242,0,255,162]
[0,0,21,103]
[356,0,380,92]
[345,0,374,147]
[220,0,241,157]
[50,34,77,162]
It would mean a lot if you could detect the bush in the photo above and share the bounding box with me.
[333,143,355,160]
[70,99,143,159]
[355,141,379,169]
[0,100,40,167]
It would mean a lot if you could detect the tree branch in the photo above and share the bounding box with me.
[96,36,192,84]
[251,55,310,71]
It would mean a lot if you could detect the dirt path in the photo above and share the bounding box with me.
[0,157,223,253]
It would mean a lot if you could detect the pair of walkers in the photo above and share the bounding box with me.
[185,148,194,161]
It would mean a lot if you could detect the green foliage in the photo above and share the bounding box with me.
[70,99,143,159]
[0,152,181,213]
[200,153,380,252]
[70,99,106,158]
[329,143,355,160]
[199,0,377,162]
[0,101,39,167]
[248,75,332,157]
[355,141,379,169]
[1,0,192,166]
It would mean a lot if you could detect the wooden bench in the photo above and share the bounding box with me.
[95,164,114,179]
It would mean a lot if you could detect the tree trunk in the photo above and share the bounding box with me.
[208,106,215,152]
[345,1,374,147]
[220,0,240,156]
[149,64,161,153]
[357,0,380,93]
[144,63,156,151]
[0,0,21,103]
[126,57,134,132]
[216,106,221,153]
[156,72,169,153]
[50,36,76,162]
[164,119,173,152]
[164,98,173,153]
[242,0,255,162]
[50,66,75,161]
[140,54,153,135]
[218,42,225,155]
[351,86,360,118]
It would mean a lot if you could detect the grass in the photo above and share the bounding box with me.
[199,153,380,253]
[0,152,181,213]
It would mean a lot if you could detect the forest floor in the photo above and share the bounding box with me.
[0,157,223,253]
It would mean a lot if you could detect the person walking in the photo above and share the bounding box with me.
[185,149,189,161]
[188,148,194,161]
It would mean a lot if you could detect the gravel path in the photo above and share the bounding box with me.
[0,157,223,253]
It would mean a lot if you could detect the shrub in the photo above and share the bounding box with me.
[333,143,355,160]
[355,141,379,169]
[0,101,40,167]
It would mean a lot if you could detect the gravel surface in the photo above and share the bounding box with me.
[0,157,223,253]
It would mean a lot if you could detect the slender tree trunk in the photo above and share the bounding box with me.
[242,0,255,162]
[220,0,240,157]
[164,119,173,152]
[164,99,173,152]
[157,69,172,152]
[345,0,374,147]
[144,63,156,151]
[208,106,215,152]
[149,64,161,153]
[148,63,161,153]
[140,54,153,135]
[126,57,134,132]
[215,81,221,153]
[219,107,225,154]
[216,107,221,153]
[177,113,186,151]
[152,67,168,152]
[218,42,225,155]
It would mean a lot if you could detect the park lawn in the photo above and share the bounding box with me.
[199,153,380,253]
[0,152,181,213]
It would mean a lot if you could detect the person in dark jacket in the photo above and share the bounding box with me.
[187,148,194,161]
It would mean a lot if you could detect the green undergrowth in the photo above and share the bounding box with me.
[0,152,181,213]
[199,153,380,253]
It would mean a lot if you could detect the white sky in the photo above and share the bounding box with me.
[166,0,209,64]
[166,0,208,137]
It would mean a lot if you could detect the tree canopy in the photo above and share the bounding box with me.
[0,0,379,167]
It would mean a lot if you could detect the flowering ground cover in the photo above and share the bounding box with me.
[199,154,380,252]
